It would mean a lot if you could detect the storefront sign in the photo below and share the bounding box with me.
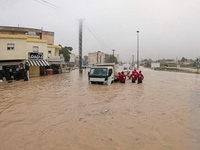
[28,52,43,59]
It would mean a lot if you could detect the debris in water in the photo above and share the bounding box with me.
[102,108,109,113]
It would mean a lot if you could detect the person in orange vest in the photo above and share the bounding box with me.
[120,71,126,83]
[137,70,144,84]
[130,69,138,83]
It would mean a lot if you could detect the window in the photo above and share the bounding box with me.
[48,50,51,54]
[7,43,15,50]
[33,46,39,52]
[109,69,112,76]
[90,68,107,76]
[28,31,36,35]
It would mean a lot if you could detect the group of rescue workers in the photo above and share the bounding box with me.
[115,70,144,84]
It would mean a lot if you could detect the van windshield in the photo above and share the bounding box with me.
[90,68,108,76]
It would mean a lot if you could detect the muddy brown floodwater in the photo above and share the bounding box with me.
[0,68,200,150]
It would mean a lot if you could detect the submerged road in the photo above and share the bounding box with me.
[0,68,200,150]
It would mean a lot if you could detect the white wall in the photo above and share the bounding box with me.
[151,62,160,68]
[69,54,76,62]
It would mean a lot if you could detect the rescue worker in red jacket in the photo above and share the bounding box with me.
[130,69,138,83]
[137,70,144,84]
[114,72,121,82]
[120,71,126,83]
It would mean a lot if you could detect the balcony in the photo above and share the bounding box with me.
[48,56,61,61]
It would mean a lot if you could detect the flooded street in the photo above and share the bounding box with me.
[0,68,200,150]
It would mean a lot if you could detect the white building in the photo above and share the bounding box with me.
[151,62,160,68]
[69,54,76,63]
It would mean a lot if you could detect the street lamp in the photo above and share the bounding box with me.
[112,49,115,63]
[136,31,139,70]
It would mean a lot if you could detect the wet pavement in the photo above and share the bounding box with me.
[0,68,200,150]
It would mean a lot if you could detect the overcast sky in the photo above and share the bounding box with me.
[1,0,200,62]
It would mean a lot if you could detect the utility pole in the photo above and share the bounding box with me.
[79,19,83,73]
[136,31,139,70]
[112,49,115,63]
[197,58,200,74]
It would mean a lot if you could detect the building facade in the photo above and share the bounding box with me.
[47,45,64,73]
[150,62,161,68]
[88,51,105,66]
[0,26,61,79]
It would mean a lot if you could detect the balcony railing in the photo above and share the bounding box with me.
[48,56,61,61]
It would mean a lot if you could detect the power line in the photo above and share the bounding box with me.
[86,21,107,45]
[84,21,109,50]
[33,0,58,9]
[84,25,102,45]
[40,0,58,8]
[85,21,102,41]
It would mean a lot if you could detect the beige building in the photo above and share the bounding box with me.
[88,51,105,66]
[0,26,54,45]
[0,26,61,78]
[47,45,63,68]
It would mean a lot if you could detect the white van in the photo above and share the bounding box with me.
[88,64,116,85]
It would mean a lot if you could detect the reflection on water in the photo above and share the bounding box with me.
[0,68,200,150]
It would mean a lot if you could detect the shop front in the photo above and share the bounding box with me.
[0,60,26,81]
[48,61,65,74]
[26,52,49,77]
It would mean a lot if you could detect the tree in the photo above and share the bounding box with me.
[105,55,118,64]
[59,45,73,62]
[181,57,187,62]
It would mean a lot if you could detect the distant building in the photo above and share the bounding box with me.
[69,53,79,67]
[87,51,120,66]
[159,59,177,67]
[88,51,105,66]
[151,62,160,68]
[69,54,76,63]
[141,59,152,67]
[179,60,195,67]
